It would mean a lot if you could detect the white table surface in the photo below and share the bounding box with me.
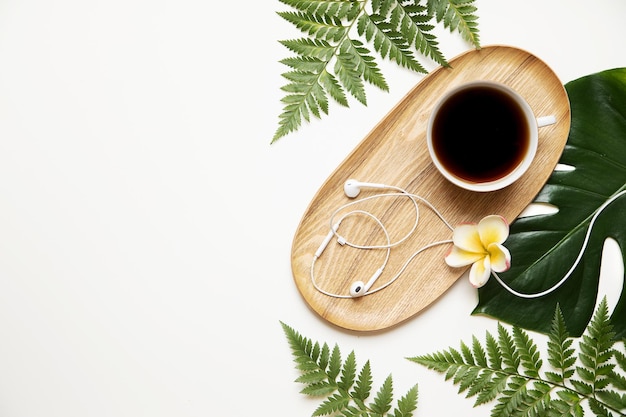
[0,1,624,416]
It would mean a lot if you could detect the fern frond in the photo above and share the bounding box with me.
[588,398,614,417]
[610,349,626,391]
[513,326,543,378]
[339,351,358,391]
[393,384,419,416]
[335,39,368,104]
[427,0,480,47]
[497,323,521,373]
[273,0,481,142]
[552,389,585,416]
[596,390,626,413]
[279,0,359,18]
[357,11,426,73]
[371,375,394,415]
[574,299,616,394]
[352,360,373,402]
[409,298,626,417]
[328,343,342,382]
[546,305,577,384]
[313,392,350,416]
[281,321,419,416]
[345,39,389,91]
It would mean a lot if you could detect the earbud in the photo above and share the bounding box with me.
[314,221,342,258]
[349,268,384,297]
[344,179,389,198]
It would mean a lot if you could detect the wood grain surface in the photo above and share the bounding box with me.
[290,45,571,332]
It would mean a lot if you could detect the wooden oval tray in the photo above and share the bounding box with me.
[291,45,571,332]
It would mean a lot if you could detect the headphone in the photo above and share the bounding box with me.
[311,179,626,300]
[310,179,453,298]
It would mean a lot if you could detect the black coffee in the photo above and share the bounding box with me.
[431,85,530,183]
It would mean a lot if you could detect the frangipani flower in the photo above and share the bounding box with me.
[445,215,511,288]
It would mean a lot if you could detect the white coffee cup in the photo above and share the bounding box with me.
[426,81,555,192]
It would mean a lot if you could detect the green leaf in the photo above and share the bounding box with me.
[392,384,418,416]
[409,301,626,417]
[546,305,576,384]
[474,68,626,338]
[339,351,358,391]
[281,321,420,416]
[352,360,373,402]
[513,326,543,378]
[371,375,394,415]
[427,0,480,47]
[273,0,481,142]
[313,392,350,416]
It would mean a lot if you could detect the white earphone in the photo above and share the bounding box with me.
[311,208,392,299]
[343,179,390,198]
[311,178,626,300]
[311,179,452,298]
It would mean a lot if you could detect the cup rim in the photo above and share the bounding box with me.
[426,80,538,193]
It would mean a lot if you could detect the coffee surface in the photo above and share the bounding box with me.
[432,86,530,183]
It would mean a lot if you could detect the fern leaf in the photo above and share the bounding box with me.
[474,372,507,406]
[551,393,585,417]
[546,305,577,384]
[393,1,449,66]
[335,40,368,104]
[339,351,358,391]
[358,11,426,73]
[273,0,481,141]
[347,39,389,91]
[472,335,488,368]
[279,0,356,18]
[313,392,350,416]
[296,369,328,385]
[328,343,342,382]
[318,70,349,107]
[301,381,339,396]
[280,37,335,60]
[278,11,347,42]
[513,326,543,378]
[465,369,494,401]
[575,299,616,395]
[392,384,419,416]
[409,299,626,417]
[281,321,322,372]
[282,322,420,416]
[428,0,480,47]
[371,375,394,415]
[456,365,480,394]
[497,323,521,374]
[352,360,373,402]
[485,330,503,370]
[596,390,626,412]
[589,398,614,417]
[460,340,474,365]
[610,348,626,394]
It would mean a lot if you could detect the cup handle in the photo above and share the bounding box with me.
[537,115,556,128]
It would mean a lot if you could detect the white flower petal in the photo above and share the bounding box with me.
[469,257,491,288]
[452,223,484,253]
[478,215,509,247]
[445,246,485,268]
[488,243,511,273]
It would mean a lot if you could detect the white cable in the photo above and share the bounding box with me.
[312,181,626,300]
[310,210,391,299]
[329,191,419,249]
[329,191,454,249]
[313,186,454,298]
[491,188,626,299]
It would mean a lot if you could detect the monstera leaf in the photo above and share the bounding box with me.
[474,68,626,338]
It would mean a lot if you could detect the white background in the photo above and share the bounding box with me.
[0,1,624,416]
